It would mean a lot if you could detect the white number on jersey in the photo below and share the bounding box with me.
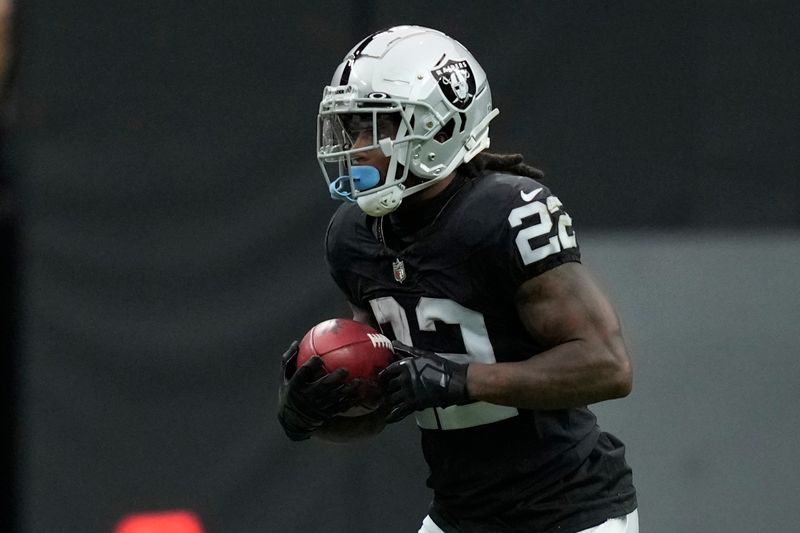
[508,195,576,265]
[368,296,518,430]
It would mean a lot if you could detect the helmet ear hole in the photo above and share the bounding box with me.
[434,119,456,144]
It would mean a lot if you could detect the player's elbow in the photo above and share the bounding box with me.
[599,332,632,399]
[610,358,633,398]
[607,343,633,399]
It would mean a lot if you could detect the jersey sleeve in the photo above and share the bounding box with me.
[492,178,580,287]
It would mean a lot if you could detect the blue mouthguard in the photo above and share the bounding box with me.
[329,165,381,201]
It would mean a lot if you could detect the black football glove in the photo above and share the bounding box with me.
[379,341,470,424]
[277,340,361,441]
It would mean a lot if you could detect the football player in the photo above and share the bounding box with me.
[278,25,639,532]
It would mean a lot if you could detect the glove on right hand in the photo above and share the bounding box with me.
[379,341,470,424]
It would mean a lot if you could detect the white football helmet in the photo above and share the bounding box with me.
[317,25,499,216]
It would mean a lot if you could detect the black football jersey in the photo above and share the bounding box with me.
[325,172,636,531]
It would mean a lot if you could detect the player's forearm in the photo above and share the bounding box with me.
[466,337,632,410]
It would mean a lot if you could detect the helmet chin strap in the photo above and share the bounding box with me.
[355,141,409,216]
[357,184,405,216]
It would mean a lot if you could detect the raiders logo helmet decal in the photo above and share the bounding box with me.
[430,59,476,110]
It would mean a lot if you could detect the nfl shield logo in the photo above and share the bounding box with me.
[392,258,406,283]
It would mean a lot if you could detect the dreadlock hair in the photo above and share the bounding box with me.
[459,152,545,180]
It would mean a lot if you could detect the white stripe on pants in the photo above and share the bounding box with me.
[418,509,639,533]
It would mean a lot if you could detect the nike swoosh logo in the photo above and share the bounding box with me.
[520,187,543,202]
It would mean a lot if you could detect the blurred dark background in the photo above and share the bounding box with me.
[1,1,798,532]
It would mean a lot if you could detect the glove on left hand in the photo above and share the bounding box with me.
[277,340,361,440]
[379,341,470,423]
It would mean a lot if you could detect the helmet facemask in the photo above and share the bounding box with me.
[317,87,437,216]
